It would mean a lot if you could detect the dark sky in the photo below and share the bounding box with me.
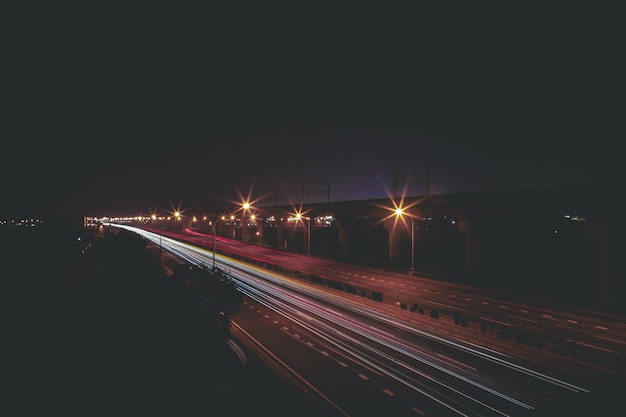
[2,2,624,218]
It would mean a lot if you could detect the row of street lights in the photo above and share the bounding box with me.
[150,198,418,272]
[202,201,313,263]
[194,201,268,269]
[150,211,184,266]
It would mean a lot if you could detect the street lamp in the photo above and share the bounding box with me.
[295,212,311,256]
[250,213,263,247]
[395,208,415,272]
[240,201,264,247]
[229,214,237,239]
[240,201,252,243]
[173,210,182,231]
[151,214,162,265]
[211,215,226,268]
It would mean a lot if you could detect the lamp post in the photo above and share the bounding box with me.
[151,214,162,265]
[239,201,252,243]
[250,214,263,247]
[395,208,415,272]
[211,215,225,268]
[295,212,311,256]
[173,210,181,232]
[409,216,415,272]
[239,201,264,247]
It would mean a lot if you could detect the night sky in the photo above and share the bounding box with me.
[3,2,624,218]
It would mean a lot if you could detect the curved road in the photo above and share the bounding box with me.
[110,223,626,416]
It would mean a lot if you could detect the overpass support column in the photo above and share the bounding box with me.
[303,220,311,254]
[227,221,236,240]
[587,219,623,308]
[241,220,250,243]
[334,217,348,258]
[458,219,484,282]
[277,218,286,250]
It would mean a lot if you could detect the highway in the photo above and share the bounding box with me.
[145,225,626,373]
[108,223,625,416]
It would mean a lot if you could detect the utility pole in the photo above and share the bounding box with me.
[301,179,308,204]
[415,166,430,196]
[315,181,331,204]
[393,162,398,199]
[393,162,406,199]
[324,180,330,204]
[394,162,430,197]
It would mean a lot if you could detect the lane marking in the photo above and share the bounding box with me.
[576,340,615,353]
[437,353,477,371]
[412,405,427,415]
[383,388,395,397]
[595,335,626,345]
[231,322,350,417]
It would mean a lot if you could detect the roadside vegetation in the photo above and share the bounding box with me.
[5,224,245,416]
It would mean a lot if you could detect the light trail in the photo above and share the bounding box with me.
[111,224,593,416]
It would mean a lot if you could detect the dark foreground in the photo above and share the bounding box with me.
[3,223,324,417]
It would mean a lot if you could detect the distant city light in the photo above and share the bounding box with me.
[1,218,43,228]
